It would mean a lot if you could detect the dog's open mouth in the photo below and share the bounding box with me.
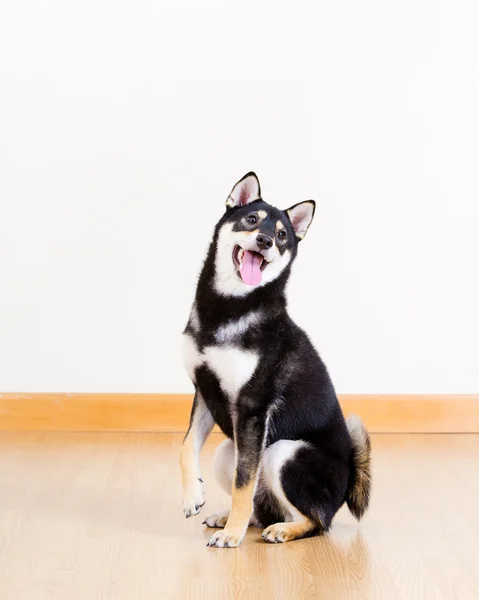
[233,245,268,286]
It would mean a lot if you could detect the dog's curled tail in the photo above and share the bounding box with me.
[346,414,372,520]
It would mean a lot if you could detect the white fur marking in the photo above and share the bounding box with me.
[189,303,200,332]
[262,248,292,285]
[181,333,204,383]
[203,345,258,399]
[215,311,262,344]
[346,414,367,447]
[266,398,286,438]
[262,440,311,522]
[190,392,215,453]
[214,222,292,297]
[214,438,235,495]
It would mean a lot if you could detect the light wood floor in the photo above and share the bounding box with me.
[0,433,478,599]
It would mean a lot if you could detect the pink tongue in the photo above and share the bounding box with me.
[239,250,263,286]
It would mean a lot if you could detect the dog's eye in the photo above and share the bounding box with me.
[246,215,258,225]
[277,230,286,240]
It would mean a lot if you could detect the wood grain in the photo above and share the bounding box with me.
[0,432,478,599]
[1,393,479,432]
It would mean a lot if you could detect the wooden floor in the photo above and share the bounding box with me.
[0,433,478,599]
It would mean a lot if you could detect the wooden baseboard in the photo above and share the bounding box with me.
[0,393,478,433]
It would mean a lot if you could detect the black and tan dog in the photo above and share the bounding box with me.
[180,172,371,548]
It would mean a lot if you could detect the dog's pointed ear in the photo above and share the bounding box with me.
[226,172,261,208]
[286,200,316,240]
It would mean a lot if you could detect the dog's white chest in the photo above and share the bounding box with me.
[203,346,258,399]
[182,333,258,399]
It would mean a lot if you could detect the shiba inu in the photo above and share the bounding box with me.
[180,172,371,548]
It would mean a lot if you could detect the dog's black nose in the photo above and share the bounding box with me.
[256,234,273,250]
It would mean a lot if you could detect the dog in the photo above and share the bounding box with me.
[180,172,372,548]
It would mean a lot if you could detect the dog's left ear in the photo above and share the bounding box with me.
[286,200,316,240]
[226,172,261,208]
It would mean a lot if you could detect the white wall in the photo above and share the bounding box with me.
[1,0,478,393]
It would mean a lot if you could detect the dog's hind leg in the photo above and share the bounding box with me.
[259,439,347,543]
[259,440,318,543]
[203,510,230,528]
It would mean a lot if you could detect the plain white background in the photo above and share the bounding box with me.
[1,0,478,393]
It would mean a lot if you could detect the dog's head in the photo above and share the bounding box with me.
[213,172,315,297]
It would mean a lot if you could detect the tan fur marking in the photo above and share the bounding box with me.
[276,220,285,232]
[225,476,256,533]
[257,210,267,219]
[180,398,214,517]
[206,475,257,547]
[204,510,259,529]
[262,518,317,543]
[180,434,205,517]
[179,435,198,489]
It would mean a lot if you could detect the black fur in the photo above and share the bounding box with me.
[184,175,370,534]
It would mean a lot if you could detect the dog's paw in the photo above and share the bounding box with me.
[261,523,296,544]
[206,529,244,548]
[202,510,230,528]
[182,479,205,518]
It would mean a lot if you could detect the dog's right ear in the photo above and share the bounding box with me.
[226,172,261,208]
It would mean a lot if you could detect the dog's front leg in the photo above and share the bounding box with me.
[207,409,266,548]
[180,390,214,518]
